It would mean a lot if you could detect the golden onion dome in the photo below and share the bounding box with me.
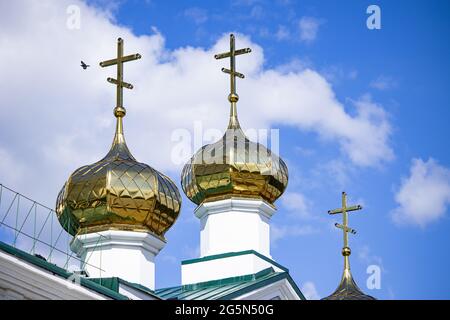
[56,38,181,238]
[181,102,288,205]
[56,109,181,238]
[181,34,288,206]
[322,269,376,300]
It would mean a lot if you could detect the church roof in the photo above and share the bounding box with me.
[1,240,304,300]
[89,277,162,300]
[0,240,129,300]
[156,267,305,300]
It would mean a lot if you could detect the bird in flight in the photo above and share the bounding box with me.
[80,61,90,70]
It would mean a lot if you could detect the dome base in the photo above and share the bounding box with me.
[195,197,276,258]
[70,230,166,290]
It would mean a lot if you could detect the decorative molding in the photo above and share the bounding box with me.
[195,198,276,220]
[71,230,166,258]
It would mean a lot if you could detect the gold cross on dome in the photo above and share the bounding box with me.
[328,192,362,270]
[99,38,141,117]
[215,34,251,103]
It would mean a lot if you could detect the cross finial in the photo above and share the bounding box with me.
[99,38,141,119]
[214,34,251,129]
[328,191,362,271]
[323,193,376,300]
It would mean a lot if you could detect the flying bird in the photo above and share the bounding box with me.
[80,61,90,70]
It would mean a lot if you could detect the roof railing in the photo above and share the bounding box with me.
[0,183,105,275]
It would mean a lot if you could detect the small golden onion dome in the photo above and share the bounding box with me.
[182,34,288,205]
[322,269,376,300]
[56,108,181,238]
[181,103,288,206]
[323,193,376,300]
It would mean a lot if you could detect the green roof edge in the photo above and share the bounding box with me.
[0,240,305,301]
[157,267,305,301]
[181,250,289,272]
[90,277,162,300]
[0,240,128,300]
[90,277,120,292]
[182,267,276,291]
[221,271,306,300]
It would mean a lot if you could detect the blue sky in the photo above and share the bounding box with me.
[1,0,450,299]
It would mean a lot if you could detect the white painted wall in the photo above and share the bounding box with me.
[195,198,276,258]
[0,250,109,300]
[70,230,165,291]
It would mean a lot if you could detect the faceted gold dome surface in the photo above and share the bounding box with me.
[181,106,288,206]
[56,118,181,238]
[182,34,288,205]
[322,269,376,300]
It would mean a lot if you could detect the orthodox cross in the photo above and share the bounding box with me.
[214,34,251,103]
[99,38,141,117]
[328,192,362,270]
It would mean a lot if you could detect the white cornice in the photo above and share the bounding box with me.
[71,230,166,257]
[195,198,276,220]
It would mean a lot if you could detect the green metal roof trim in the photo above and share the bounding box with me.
[90,277,162,300]
[156,267,305,300]
[0,240,128,300]
[90,277,120,292]
[181,250,289,272]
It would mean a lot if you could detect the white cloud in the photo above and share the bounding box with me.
[298,17,323,43]
[358,245,385,272]
[184,7,208,24]
[275,25,290,41]
[250,6,264,19]
[275,57,311,73]
[321,65,358,84]
[0,148,25,187]
[370,75,397,90]
[271,224,318,245]
[392,158,450,227]
[301,281,320,300]
[342,95,393,166]
[280,192,311,219]
[294,146,315,157]
[0,0,393,210]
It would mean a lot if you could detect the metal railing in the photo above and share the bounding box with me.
[0,183,105,274]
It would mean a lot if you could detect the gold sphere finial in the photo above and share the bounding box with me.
[342,246,351,256]
[228,93,239,102]
[114,106,126,118]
